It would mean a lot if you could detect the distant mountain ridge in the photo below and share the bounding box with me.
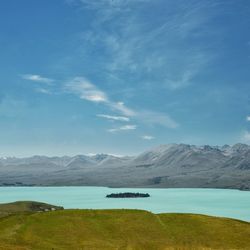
[0,143,250,190]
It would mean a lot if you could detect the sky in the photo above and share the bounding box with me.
[0,0,250,157]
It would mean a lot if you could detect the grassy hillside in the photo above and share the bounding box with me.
[0,201,63,218]
[0,203,249,249]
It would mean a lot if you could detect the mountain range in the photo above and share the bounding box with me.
[0,143,250,190]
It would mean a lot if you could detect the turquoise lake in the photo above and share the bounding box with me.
[0,187,249,221]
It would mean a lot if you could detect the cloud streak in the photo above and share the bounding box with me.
[108,124,137,133]
[35,88,52,95]
[22,74,54,84]
[139,110,179,129]
[65,77,179,129]
[65,77,108,103]
[141,135,154,140]
[97,114,130,122]
[65,76,180,129]
[65,77,136,116]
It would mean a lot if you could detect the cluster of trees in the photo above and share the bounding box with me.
[106,192,150,198]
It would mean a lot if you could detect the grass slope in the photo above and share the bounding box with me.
[0,204,249,249]
[0,201,63,218]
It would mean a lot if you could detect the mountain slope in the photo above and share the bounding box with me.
[0,143,250,190]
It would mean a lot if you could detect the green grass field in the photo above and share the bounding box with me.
[0,202,249,249]
[0,201,63,216]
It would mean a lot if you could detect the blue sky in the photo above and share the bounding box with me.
[0,0,250,156]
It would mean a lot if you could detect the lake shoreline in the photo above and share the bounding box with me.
[0,184,249,192]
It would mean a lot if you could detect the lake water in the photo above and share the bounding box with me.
[0,187,249,221]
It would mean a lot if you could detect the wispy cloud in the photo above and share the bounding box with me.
[109,101,135,117]
[65,77,108,103]
[35,88,52,95]
[65,77,178,128]
[97,114,130,122]
[108,124,137,133]
[21,74,54,84]
[246,116,250,122]
[141,135,154,140]
[65,77,136,116]
[61,0,219,134]
[76,0,149,12]
[138,111,179,129]
[73,0,218,90]
[165,53,210,90]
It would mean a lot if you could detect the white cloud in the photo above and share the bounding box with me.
[246,116,250,122]
[65,77,136,116]
[22,74,54,84]
[65,77,108,103]
[109,101,136,117]
[97,114,130,122]
[108,124,137,132]
[141,135,154,140]
[21,74,179,130]
[65,77,178,128]
[65,77,178,129]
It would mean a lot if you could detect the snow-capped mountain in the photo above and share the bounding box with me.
[0,143,249,190]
